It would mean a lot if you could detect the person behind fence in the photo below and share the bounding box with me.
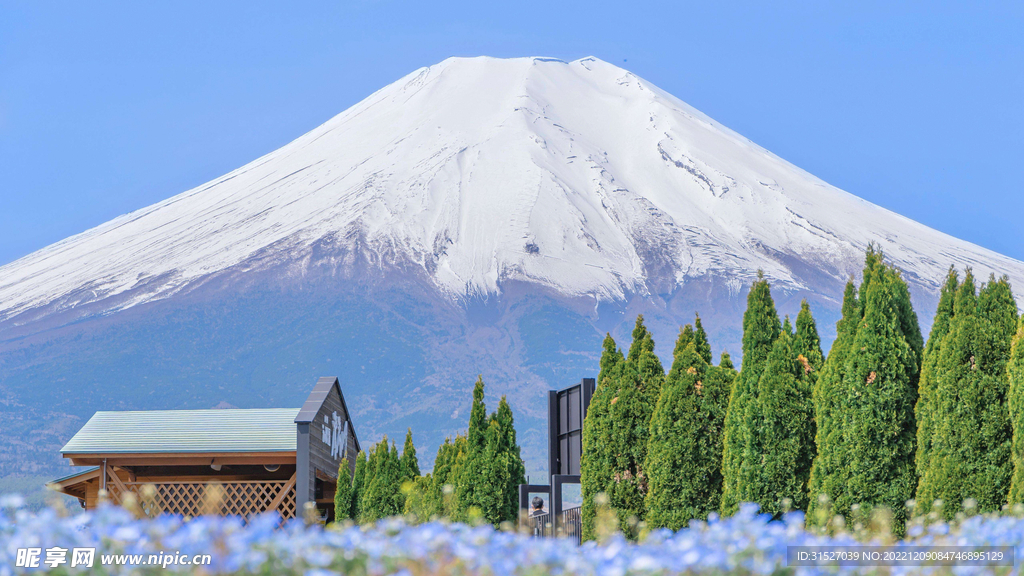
[529,496,547,535]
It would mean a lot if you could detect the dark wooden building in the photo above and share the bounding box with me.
[50,377,359,522]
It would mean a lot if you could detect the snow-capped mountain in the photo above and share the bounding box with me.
[3,56,1021,328]
[3,56,1023,481]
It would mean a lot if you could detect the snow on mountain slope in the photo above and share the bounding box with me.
[2,56,1022,324]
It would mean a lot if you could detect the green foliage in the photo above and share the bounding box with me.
[424,437,456,519]
[581,334,621,540]
[360,438,404,522]
[1008,316,1024,503]
[351,450,367,520]
[627,316,651,364]
[467,376,488,451]
[748,328,816,517]
[917,273,1018,517]
[807,280,859,524]
[400,428,421,480]
[427,378,527,526]
[432,435,468,518]
[721,271,782,515]
[794,300,825,378]
[582,315,664,540]
[492,396,527,523]
[833,250,922,533]
[334,457,352,521]
[719,351,735,371]
[646,318,730,529]
[402,474,434,523]
[807,247,923,534]
[470,397,527,525]
[607,316,663,538]
[694,314,713,365]
[914,268,959,483]
[674,324,696,357]
[598,333,624,387]
[454,377,489,521]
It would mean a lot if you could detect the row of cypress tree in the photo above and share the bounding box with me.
[581,246,1024,539]
[720,290,822,519]
[581,315,740,537]
[334,376,526,526]
[913,268,1018,517]
[804,248,923,531]
[332,427,420,524]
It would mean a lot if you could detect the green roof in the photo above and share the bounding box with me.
[61,408,301,454]
[50,466,100,484]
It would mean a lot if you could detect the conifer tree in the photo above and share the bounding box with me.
[807,280,859,523]
[632,316,665,405]
[709,352,739,433]
[748,328,816,516]
[403,474,434,523]
[467,376,488,451]
[426,437,459,518]
[605,315,663,537]
[582,334,622,540]
[917,273,1017,517]
[627,316,651,364]
[582,316,663,539]
[464,396,528,525]
[721,271,782,515]
[444,434,469,518]
[357,442,379,522]
[646,318,730,529]
[455,377,489,519]
[914,268,959,483]
[334,457,352,521]
[979,275,1019,344]
[694,314,713,364]
[1007,316,1024,503]
[674,324,695,357]
[794,300,825,378]
[400,428,421,480]
[474,418,506,523]
[837,252,922,532]
[360,439,404,522]
[598,333,624,386]
[429,434,470,519]
[351,450,367,520]
[487,396,527,523]
[390,442,404,511]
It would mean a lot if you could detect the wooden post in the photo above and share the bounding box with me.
[267,472,297,515]
[106,467,130,502]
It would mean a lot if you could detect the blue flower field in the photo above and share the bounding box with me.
[2,496,1022,576]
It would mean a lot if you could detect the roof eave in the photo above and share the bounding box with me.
[294,376,360,453]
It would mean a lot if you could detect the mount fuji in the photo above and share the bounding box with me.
[2,56,1022,481]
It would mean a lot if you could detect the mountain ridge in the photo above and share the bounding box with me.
[2,56,1022,484]
[2,55,1021,334]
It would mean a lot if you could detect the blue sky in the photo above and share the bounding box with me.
[1,1,1021,267]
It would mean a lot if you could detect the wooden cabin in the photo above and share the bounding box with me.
[50,377,359,522]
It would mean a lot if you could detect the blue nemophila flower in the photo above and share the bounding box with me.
[3,496,1024,575]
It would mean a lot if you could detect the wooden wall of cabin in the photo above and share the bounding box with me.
[306,384,357,511]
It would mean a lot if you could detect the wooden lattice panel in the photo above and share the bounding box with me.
[279,486,296,519]
[121,479,296,523]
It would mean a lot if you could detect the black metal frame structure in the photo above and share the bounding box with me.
[519,378,594,543]
[548,379,593,476]
[550,474,580,539]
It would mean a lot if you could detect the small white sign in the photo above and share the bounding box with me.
[323,411,348,460]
